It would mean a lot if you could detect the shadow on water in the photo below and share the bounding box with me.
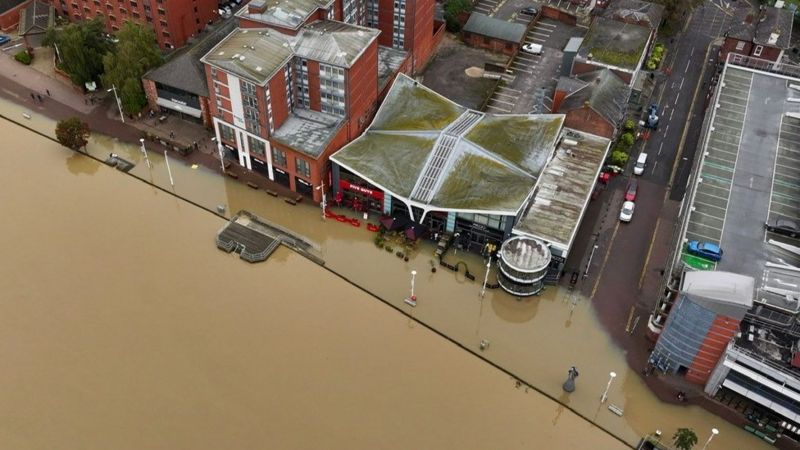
[490,293,540,324]
[65,151,98,176]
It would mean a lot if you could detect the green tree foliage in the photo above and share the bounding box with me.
[610,150,629,167]
[55,117,91,151]
[444,0,472,32]
[14,50,31,65]
[623,119,636,131]
[672,428,698,450]
[102,22,162,115]
[44,18,111,87]
[620,132,635,148]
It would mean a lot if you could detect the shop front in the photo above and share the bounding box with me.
[337,179,384,214]
[453,213,508,254]
[296,177,314,197]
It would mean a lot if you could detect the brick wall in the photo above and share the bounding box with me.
[463,33,519,56]
[308,60,321,112]
[346,40,378,138]
[142,78,159,113]
[56,0,218,49]
[407,0,434,73]
[268,69,290,130]
[0,0,30,32]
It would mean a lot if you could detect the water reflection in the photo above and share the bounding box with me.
[65,151,98,176]
[490,293,539,324]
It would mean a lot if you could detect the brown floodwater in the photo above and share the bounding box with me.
[0,118,634,449]
[0,98,770,449]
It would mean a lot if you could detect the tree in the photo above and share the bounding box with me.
[44,18,111,87]
[102,22,163,115]
[623,119,636,131]
[620,132,635,148]
[653,0,703,32]
[55,117,90,151]
[444,0,472,32]
[609,150,629,167]
[672,428,698,450]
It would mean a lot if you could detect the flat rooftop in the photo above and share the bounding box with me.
[513,129,610,253]
[236,0,333,30]
[272,108,343,158]
[378,46,408,92]
[576,17,651,71]
[680,63,800,312]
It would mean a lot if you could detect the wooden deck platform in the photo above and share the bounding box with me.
[216,222,280,263]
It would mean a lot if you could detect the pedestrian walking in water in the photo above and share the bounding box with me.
[46,89,51,97]
[30,93,35,102]
[37,94,43,103]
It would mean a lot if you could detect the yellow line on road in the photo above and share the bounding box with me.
[590,219,620,300]
[638,217,662,289]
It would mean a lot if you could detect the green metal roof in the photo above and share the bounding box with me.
[331,75,565,214]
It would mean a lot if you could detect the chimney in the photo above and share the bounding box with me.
[248,0,268,14]
[768,32,779,45]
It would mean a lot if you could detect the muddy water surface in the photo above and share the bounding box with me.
[0,119,632,449]
[0,98,770,449]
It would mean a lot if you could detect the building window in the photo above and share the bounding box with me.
[295,58,310,108]
[272,147,287,167]
[219,123,235,142]
[366,0,378,27]
[211,67,217,79]
[735,41,745,51]
[753,45,764,57]
[392,0,405,49]
[295,157,311,178]
[247,136,266,157]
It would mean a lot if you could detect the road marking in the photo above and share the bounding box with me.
[638,217,662,289]
[658,142,664,155]
[590,220,620,300]
[674,92,680,105]
[665,124,669,134]
[536,22,557,29]
[652,160,658,174]
[490,97,515,105]
[690,47,695,57]
[494,92,516,99]
[685,60,691,73]
[530,31,550,37]
[498,86,521,93]
[528,37,547,43]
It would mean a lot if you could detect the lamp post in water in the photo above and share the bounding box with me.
[139,138,151,168]
[315,182,327,221]
[217,143,226,174]
[600,371,616,403]
[164,150,174,187]
[480,261,491,298]
[701,428,719,450]
[404,270,417,307]
[107,84,124,123]
[563,366,579,393]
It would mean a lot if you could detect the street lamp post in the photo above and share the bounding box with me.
[600,371,617,403]
[701,428,719,450]
[163,150,174,186]
[480,260,491,298]
[139,138,151,168]
[217,143,226,174]
[315,182,327,220]
[404,270,417,307]
[107,84,124,123]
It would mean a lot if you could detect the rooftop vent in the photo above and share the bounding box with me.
[563,138,578,147]
[256,66,263,72]
[768,32,780,45]
[232,53,240,59]
[357,30,364,36]
[239,55,246,61]
[218,51,225,55]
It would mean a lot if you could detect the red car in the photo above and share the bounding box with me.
[624,179,639,202]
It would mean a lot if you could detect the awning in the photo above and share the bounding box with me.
[156,97,202,118]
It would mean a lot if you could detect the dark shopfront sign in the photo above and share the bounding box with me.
[340,180,384,201]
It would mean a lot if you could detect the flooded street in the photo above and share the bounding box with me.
[0,98,769,449]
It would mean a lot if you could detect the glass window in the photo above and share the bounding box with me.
[271,147,287,167]
[247,136,266,157]
[295,157,311,178]
[753,45,763,57]
[219,123,235,142]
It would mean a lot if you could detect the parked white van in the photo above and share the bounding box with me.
[633,153,648,175]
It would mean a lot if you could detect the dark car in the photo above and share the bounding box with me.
[766,218,799,238]
[0,35,10,46]
[624,178,639,202]
[520,7,539,15]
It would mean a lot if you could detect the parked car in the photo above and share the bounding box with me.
[765,218,799,238]
[644,103,659,129]
[619,201,635,222]
[520,7,539,15]
[633,153,648,175]
[0,35,10,45]
[687,240,723,262]
[624,178,639,202]
[522,43,543,55]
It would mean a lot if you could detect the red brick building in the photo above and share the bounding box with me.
[52,0,219,49]
[237,0,437,73]
[201,21,383,202]
[553,69,629,139]
[0,0,31,32]
[719,6,793,63]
